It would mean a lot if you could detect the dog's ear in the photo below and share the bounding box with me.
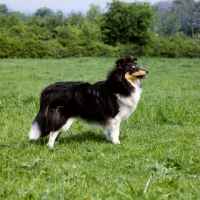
[116,56,137,68]
[116,58,126,68]
[126,56,137,63]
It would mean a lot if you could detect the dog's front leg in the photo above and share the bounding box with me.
[48,131,60,148]
[105,118,121,144]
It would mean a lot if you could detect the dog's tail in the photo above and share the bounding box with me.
[29,120,41,140]
[29,110,50,140]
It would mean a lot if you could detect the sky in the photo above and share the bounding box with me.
[1,0,160,14]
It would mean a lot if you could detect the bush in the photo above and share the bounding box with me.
[0,33,25,58]
[23,39,64,58]
[80,41,117,57]
[1,31,199,58]
[0,33,65,58]
[60,40,118,57]
[149,33,200,58]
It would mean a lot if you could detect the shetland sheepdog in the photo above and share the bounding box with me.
[29,56,148,147]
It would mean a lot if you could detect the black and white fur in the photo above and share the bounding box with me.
[29,56,148,147]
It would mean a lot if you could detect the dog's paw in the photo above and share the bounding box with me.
[112,140,120,144]
[47,142,54,148]
[109,138,120,144]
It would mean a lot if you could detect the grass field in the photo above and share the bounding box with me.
[0,57,200,199]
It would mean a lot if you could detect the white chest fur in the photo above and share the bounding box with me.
[116,80,142,121]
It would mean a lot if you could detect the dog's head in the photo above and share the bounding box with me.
[116,56,148,83]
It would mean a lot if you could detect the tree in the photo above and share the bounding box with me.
[100,1,154,46]
[154,1,181,36]
[86,4,102,24]
[45,10,65,38]
[10,11,27,21]
[84,4,102,41]
[195,1,200,36]
[173,0,199,38]
[34,7,53,18]
[65,11,85,28]
[0,4,8,14]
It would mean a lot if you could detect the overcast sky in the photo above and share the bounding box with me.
[2,0,160,14]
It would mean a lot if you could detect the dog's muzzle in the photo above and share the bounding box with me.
[136,70,149,79]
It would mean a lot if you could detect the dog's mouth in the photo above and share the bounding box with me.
[135,74,146,79]
[135,70,149,79]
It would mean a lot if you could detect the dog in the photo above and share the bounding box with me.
[29,56,148,147]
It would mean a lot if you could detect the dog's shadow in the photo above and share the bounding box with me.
[59,131,106,144]
[31,131,107,146]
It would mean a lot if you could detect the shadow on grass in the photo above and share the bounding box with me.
[29,131,107,146]
[60,131,106,144]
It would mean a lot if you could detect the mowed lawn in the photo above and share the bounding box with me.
[0,57,200,199]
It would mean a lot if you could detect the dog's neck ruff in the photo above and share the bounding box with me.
[116,80,142,120]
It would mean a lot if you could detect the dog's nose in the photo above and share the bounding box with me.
[146,70,149,74]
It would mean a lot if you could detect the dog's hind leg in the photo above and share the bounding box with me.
[104,118,121,144]
[47,117,76,148]
[48,130,60,148]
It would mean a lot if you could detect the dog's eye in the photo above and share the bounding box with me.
[132,66,138,70]
[132,65,139,70]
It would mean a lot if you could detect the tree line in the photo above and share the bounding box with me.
[0,0,200,58]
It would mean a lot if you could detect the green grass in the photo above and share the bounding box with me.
[0,57,200,199]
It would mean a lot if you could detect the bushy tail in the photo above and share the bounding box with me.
[29,121,41,140]
[29,110,50,140]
